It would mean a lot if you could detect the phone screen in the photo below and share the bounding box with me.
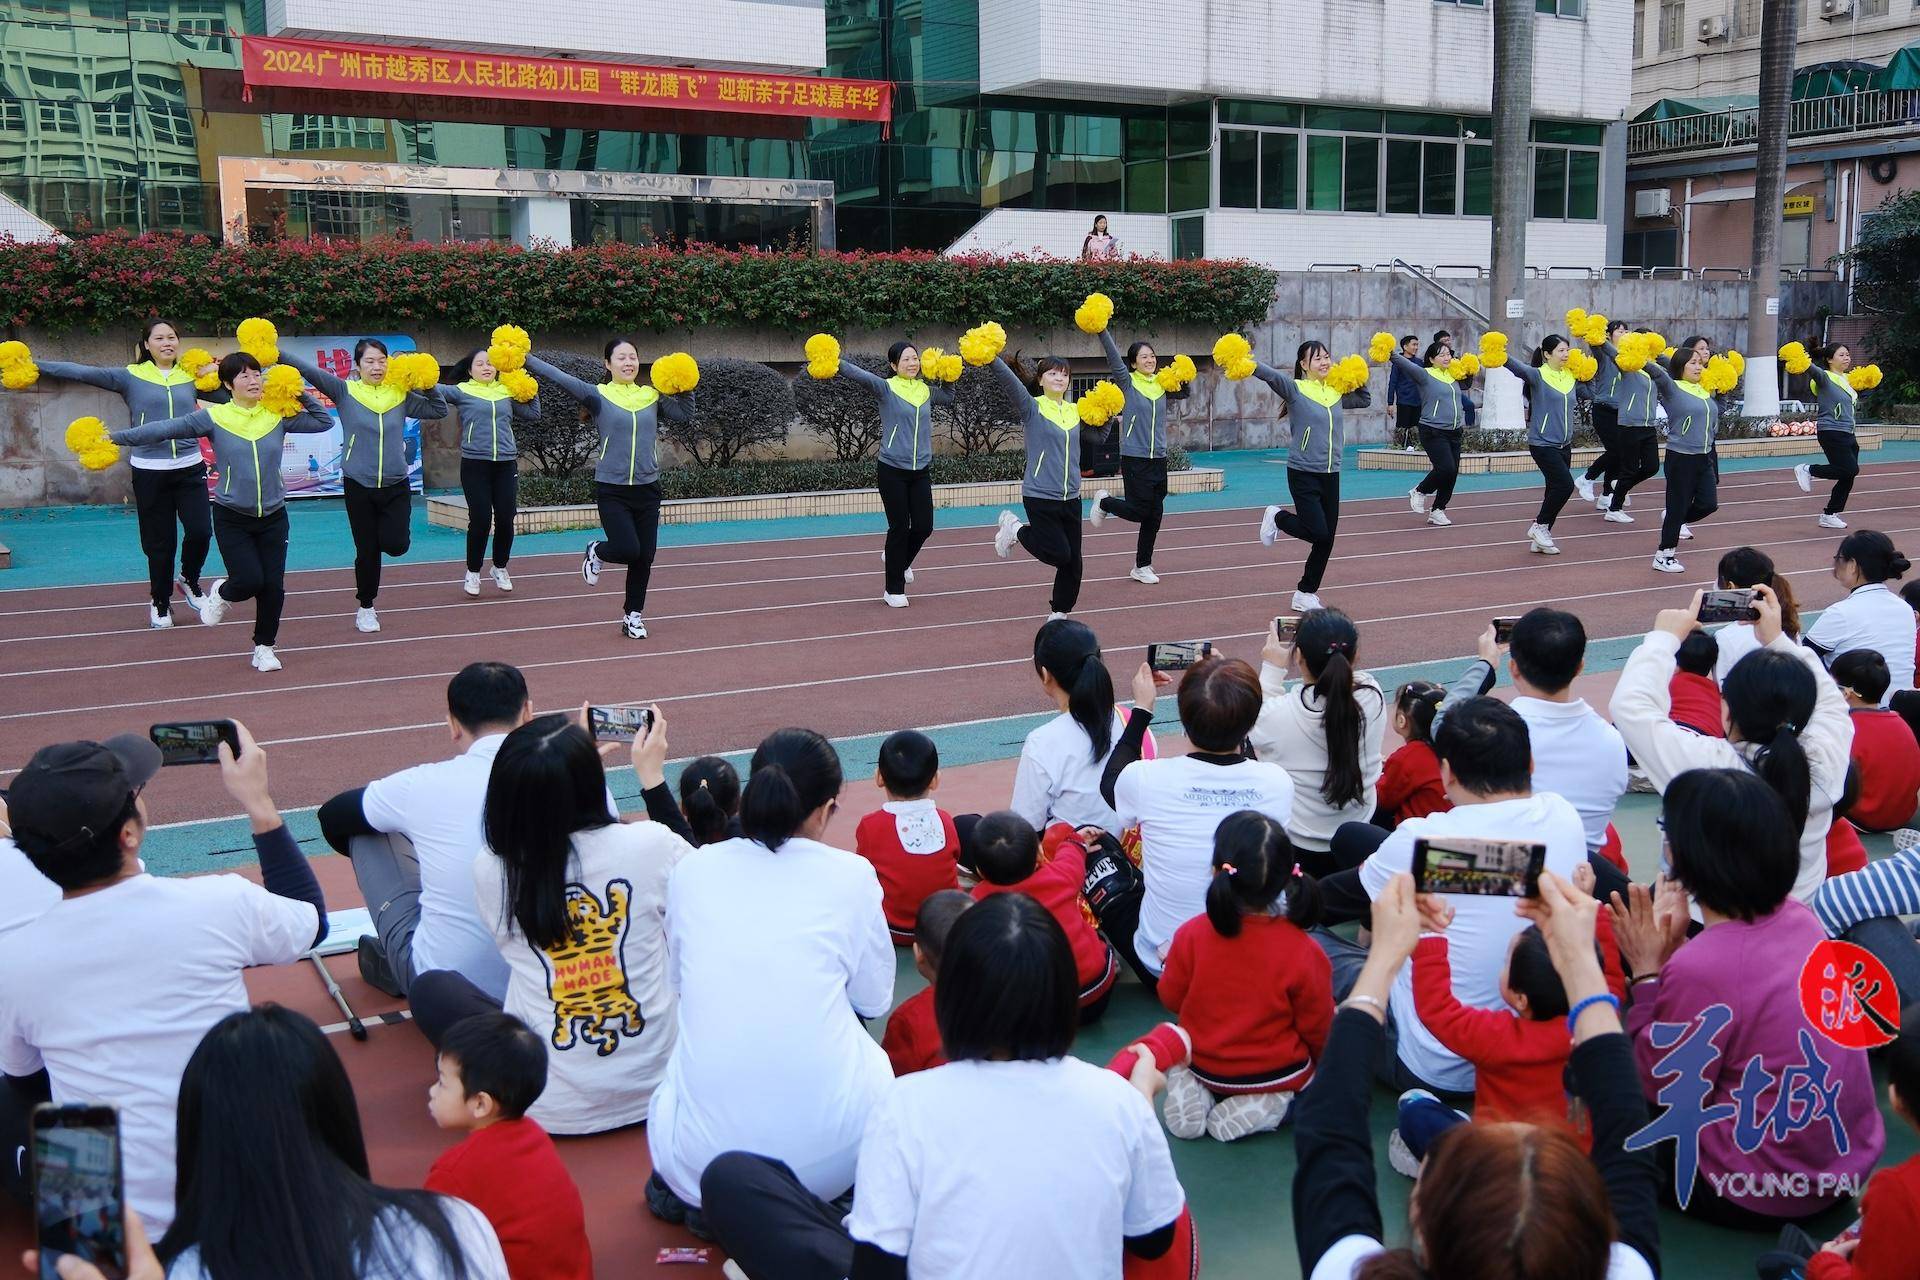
[1491,616,1522,645]
[32,1105,126,1280]
[1697,588,1760,626]
[1410,837,1547,898]
[588,706,652,743]
[1274,616,1299,642]
[149,721,238,767]
[1146,640,1212,673]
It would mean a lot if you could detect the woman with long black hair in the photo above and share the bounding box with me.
[1250,342,1352,611]
[1793,343,1864,529]
[1646,344,1721,574]
[1011,617,1135,836]
[1089,325,1189,584]
[158,1004,507,1279]
[523,341,696,640]
[990,352,1088,620]
[438,349,540,597]
[26,319,221,629]
[1576,318,1628,512]
[1500,333,1580,556]
[1806,529,1916,701]
[1390,337,1470,527]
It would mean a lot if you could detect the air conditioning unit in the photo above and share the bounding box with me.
[1635,188,1673,218]
[1821,0,1853,19]
[1697,15,1728,40]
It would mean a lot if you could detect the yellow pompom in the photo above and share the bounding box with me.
[957,322,1007,367]
[236,318,279,366]
[499,368,539,403]
[1849,364,1882,391]
[936,353,963,383]
[1323,355,1371,396]
[382,351,440,392]
[1451,353,1480,379]
[1154,353,1197,393]
[1212,333,1255,381]
[1778,342,1813,376]
[650,352,700,395]
[2,364,37,390]
[1565,308,1589,336]
[1074,293,1115,335]
[1699,355,1740,395]
[803,333,841,380]
[1368,331,1397,365]
[260,364,307,418]
[1565,351,1598,383]
[918,346,962,383]
[0,339,30,369]
[1643,332,1667,355]
[487,325,530,373]
[65,415,109,453]
[1170,354,1196,382]
[1477,331,1509,369]
[79,442,122,472]
[1725,350,1745,375]
[1581,315,1610,347]
[1077,379,1126,426]
[178,347,221,392]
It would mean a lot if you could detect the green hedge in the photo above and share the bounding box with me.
[519,446,1193,505]
[0,234,1277,336]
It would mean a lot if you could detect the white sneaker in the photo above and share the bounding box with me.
[1527,524,1560,555]
[1046,611,1068,622]
[993,510,1021,558]
[179,578,207,610]
[492,567,513,592]
[1090,489,1110,526]
[581,540,602,585]
[1387,1129,1423,1179]
[462,571,481,597]
[1794,463,1813,493]
[723,1263,748,1280]
[1259,505,1281,548]
[1596,495,1611,513]
[1426,509,1452,527]
[1408,487,1429,514]
[1679,524,1694,541]
[1205,1090,1291,1142]
[621,612,647,639]
[148,604,173,630]
[1161,1067,1211,1141]
[1603,509,1634,524]
[1129,565,1160,585]
[355,606,381,633]
[195,579,228,626]
[1819,512,1848,529]
[905,567,915,584]
[883,592,909,608]
[1575,475,1596,504]
[250,644,282,672]
[1894,829,1920,854]
[1290,590,1323,612]
[1652,551,1685,574]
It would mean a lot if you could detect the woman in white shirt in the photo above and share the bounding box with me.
[1008,619,1138,836]
[159,1005,508,1280]
[698,892,1188,1280]
[1710,546,1802,682]
[1249,609,1386,875]
[646,727,894,1232]
[1806,530,1916,705]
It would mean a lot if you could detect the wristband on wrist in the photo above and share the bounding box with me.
[1567,992,1622,1036]
[1343,994,1388,1020]
[1629,972,1660,988]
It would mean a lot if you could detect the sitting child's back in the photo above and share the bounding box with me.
[854,730,960,942]
[969,811,1117,1013]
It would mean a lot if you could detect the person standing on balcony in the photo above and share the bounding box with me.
[1081,215,1119,262]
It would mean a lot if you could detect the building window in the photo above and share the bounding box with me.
[37,102,80,134]
[0,100,23,133]
[1435,0,1486,6]
[1531,145,1601,220]
[1633,1,1645,56]
[1171,214,1204,260]
[1658,0,1684,50]
[1463,142,1493,215]
[1536,0,1584,14]
[1857,0,1887,14]
[1733,0,1761,36]
[1218,126,1298,211]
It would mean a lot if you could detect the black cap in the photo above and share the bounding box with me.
[8,735,162,857]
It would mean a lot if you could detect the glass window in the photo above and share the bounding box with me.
[1463,142,1492,215]
[0,100,23,132]
[1219,100,1300,128]
[1536,0,1584,14]
[1383,111,1458,138]
[1385,139,1421,214]
[38,102,80,133]
[1305,106,1383,133]
[1567,149,1599,219]
[986,109,1037,152]
[1436,0,1487,6]
[1533,146,1567,219]
[1423,140,1457,214]
[1533,121,1604,145]
[1261,132,1297,210]
[1168,101,1211,155]
[1220,128,1258,208]
[1658,0,1684,50]
[1344,137,1378,212]
[1305,134,1343,211]
[1171,213,1204,260]
[1124,159,1165,213]
[1633,0,1645,53]
[1124,116,1166,160]
[1167,153,1209,211]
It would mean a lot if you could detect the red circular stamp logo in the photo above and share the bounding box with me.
[1799,940,1901,1050]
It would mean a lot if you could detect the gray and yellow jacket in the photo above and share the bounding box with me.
[836,361,953,471]
[989,356,1081,501]
[1097,331,1187,460]
[1590,341,1622,410]
[1647,363,1718,455]
[1596,341,1657,428]
[524,355,694,488]
[1386,352,1468,432]
[110,393,333,516]
[1502,358,1579,449]
[440,379,542,462]
[1811,369,1858,436]
[1252,362,1345,473]
[280,354,445,490]
[38,359,229,468]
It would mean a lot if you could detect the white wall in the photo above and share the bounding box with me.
[980,0,1630,123]
[1206,211,1607,272]
[944,210,1170,258]
[267,0,827,74]
[1632,1,1918,111]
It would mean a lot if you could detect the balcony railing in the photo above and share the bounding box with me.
[1628,87,1920,159]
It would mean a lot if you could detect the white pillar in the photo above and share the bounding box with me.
[1483,365,1527,434]
[511,196,573,249]
[1744,353,1781,419]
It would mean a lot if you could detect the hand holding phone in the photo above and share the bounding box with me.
[149,720,239,767]
[31,1104,127,1280]
[588,705,654,743]
[1146,640,1212,673]
[1410,836,1547,899]
[1491,616,1523,645]
[1274,615,1299,643]
[630,706,669,789]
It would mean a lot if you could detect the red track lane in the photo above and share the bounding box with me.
[3,464,1913,821]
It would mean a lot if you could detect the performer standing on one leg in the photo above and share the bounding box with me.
[439,348,540,597]
[523,341,697,640]
[1592,327,1659,525]
[1648,344,1724,575]
[1498,333,1584,557]
[988,343,1088,621]
[1085,296,1193,586]
[1386,337,1474,528]
[1794,343,1868,530]
[1576,318,1629,511]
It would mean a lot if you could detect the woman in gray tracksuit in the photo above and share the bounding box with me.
[438,350,542,597]
[1391,339,1470,526]
[279,340,447,632]
[108,352,333,672]
[1251,341,1349,612]
[1647,345,1721,572]
[832,342,954,607]
[1502,335,1580,556]
[1089,330,1188,583]
[1593,329,1659,520]
[30,319,226,628]
[1577,319,1628,507]
[989,353,1086,617]
[523,341,695,640]
[1795,344,1861,526]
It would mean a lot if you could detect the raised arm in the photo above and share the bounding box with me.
[988,353,1036,410]
[403,384,449,421]
[1251,360,1296,400]
[657,389,695,424]
[1608,632,1716,796]
[1388,351,1426,383]
[836,360,888,393]
[278,351,351,403]
[510,391,543,423]
[928,382,955,408]
[282,392,337,434]
[1292,1008,1388,1271]
[1646,359,1677,394]
[521,354,603,412]
[108,407,214,446]
[35,361,132,394]
[1097,329,1129,380]
[1503,356,1543,389]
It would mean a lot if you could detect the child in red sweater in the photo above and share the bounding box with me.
[1669,629,1725,738]
[1800,1021,1920,1279]
[1376,681,1451,826]
[1834,650,1920,832]
[880,889,972,1076]
[970,811,1119,1021]
[425,1013,591,1280]
[855,730,961,943]
[1156,810,1333,1143]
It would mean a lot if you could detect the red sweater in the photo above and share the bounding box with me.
[1828,816,1869,877]
[1410,936,1575,1134]
[1808,1155,1920,1280]
[1156,913,1333,1085]
[1668,671,1726,738]
[424,1117,591,1280]
[973,836,1115,1001]
[1377,741,1451,824]
[880,984,946,1076]
[854,805,961,940]
[1849,708,1920,832]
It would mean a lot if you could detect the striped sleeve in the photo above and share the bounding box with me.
[1814,848,1920,937]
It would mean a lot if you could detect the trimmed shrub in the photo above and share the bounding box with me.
[939,362,1026,457]
[662,356,792,467]
[515,348,604,477]
[792,353,888,462]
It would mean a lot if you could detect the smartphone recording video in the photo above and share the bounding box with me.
[1146,641,1213,673]
[1697,588,1760,626]
[32,1104,126,1280]
[1274,615,1299,642]
[588,705,654,743]
[1410,836,1547,899]
[149,720,239,767]
[1492,616,1523,645]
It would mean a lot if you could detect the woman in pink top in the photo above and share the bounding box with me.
[1081,215,1119,262]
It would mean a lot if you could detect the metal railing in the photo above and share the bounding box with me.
[1387,258,1491,326]
[1628,87,1920,159]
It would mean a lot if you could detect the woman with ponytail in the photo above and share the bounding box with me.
[1392,338,1471,527]
[1250,341,1354,612]
[1806,530,1916,703]
[1250,608,1387,877]
[1155,810,1330,1142]
[1646,343,1721,574]
[1711,546,1801,682]
[1011,618,1136,835]
[1087,322,1191,584]
[438,348,541,598]
[647,727,893,1231]
[990,351,1088,619]
[1575,319,1628,513]
[1501,333,1580,556]
[1793,343,1864,528]
[1610,584,1851,903]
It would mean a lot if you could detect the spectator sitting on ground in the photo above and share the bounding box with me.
[881,889,973,1077]
[1830,649,1920,832]
[1711,546,1802,683]
[0,724,325,1231]
[1009,619,1141,840]
[319,662,533,1000]
[0,793,58,938]
[642,755,741,848]
[161,1005,508,1279]
[1669,630,1725,737]
[1806,531,1915,707]
[855,730,961,944]
[1375,681,1450,828]
[971,812,1119,1022]
[1896,580,1920,742]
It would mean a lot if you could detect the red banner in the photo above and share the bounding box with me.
[241,36,892,128]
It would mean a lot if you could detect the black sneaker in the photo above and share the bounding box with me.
[355,935,403,998]
[646,1170,712,1239]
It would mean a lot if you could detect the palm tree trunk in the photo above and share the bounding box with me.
[1745,0,1799,417]
[1486,0,1535,431]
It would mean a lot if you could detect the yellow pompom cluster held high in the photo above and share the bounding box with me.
[1698,353,1742,395]
[918,347,963,383]
[1580,314,1610,347]
[959,322,1007,367]
[1074,293,1114,335]
[179,347,220,392]
[1323,355,1371,396]
[0,339,38,390]
[499,368,539,403]
[487,324,531,374]
[650,352,700,395]
[1566,350,1599,383]
[236,318,279,366]
[1156,354,1197,393]
[1613,332,1665,374]
[260,365,307,418]
[1564,309,1589,337]
[65,416,120,471]
[1367,331,1397,365]
[804,333,841,380]
[1077,379,1126,426]
[1451,353,1481,379]
[1212,333,1256,381]
[1478,331,1509,370]
[1778,342,1813,376]
[383,351,441,392]
[1849,364,1883,392]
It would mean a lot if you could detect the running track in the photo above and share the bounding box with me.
[2,462,1913,824]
